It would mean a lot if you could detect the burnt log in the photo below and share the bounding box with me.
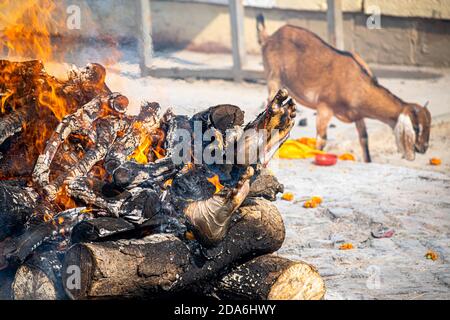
[103,102,161,175]
[0,107,28,146]
[1,207,93,270]
[12,247,66,300]
[205,254,325,300]
[0,267,15,299]
[249,168,284,201]
[32,93,128,200]
[62,198,284,299]
[0,61,112,178]
[0,182,39,242]
[112,157,177,190]
[191,104,245,133]
[71,217,135,243]
[67,177,162,224]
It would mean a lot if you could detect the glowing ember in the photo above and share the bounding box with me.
[0,90,13,113]
[128,134,152,164]
[181,162,194,174]
[43,212,53,222]
[207,174,224,194]
[37,80,72,121]
[163,178,173,188]
[54,186,76,210]
[128,124,166,164]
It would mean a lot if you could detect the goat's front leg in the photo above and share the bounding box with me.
[315,104,333,150]
[355,119,371,162]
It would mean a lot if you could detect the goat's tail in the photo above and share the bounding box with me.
[256,13,269,46]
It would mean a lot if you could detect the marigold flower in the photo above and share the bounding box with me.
[303,200,317,208]
[425,250,438,261]
[338,153,356,161]
[281,192,294,201]
[339,243,354,250]
[311,196,322,204]
[185,230,196,241]
[429,158,442,166]
[303,196,322,208]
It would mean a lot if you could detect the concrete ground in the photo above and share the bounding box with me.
[48,50,450,299]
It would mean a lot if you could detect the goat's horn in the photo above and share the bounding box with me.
[424,101,429,108]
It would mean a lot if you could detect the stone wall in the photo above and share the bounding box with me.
[150,1,450,67]
[1,0,449,67]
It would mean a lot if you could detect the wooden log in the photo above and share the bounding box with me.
[12,247,66,300]
[62,198,285,299]
[32,93,128,200]
[0,107,29,146]
[0,267,15,299]
[0,182,39,242]
[71,217,135,244]
[191,104,244,133]
[1,207,92,270]
[0,61,112,179]
[207,254,325,300]
[249,168,284,201]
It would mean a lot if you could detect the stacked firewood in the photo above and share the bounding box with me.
[0,60,325,300]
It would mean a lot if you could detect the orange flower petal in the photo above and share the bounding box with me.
[282,192,294,201]
[339,243,354,250]
[430,158,442,166]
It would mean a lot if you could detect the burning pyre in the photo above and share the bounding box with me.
[0,1,327,301]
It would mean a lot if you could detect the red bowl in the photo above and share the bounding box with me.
[314,153,338,166]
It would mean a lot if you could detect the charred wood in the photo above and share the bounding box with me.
[32,93,128,199]
[249,168,284,201]
[1,207,92,269]
[104,102,161,174]
[0,61,113,178]
[0,182,39,242]
[204,254,325,300]
[112,157,178,190]
[62,198,284,299]
[67,176,162,224]
[71,217,135,244]
[12,246,66,300]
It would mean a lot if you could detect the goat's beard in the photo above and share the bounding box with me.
[394,113,416,161]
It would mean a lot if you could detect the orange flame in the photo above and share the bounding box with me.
[54,186,76,210]
[128,123,166,164]
[0,0,61,61]
[0,90,13,113]
[37,79,72,121]
[163,178,173,188]
[207,175,224,194]
[43,212,53,222]
[130,134,152,164]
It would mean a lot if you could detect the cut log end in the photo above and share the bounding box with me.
[12,249,66,300]
[13,265,57,300]
[211,255,325,300]
[268,261,325,300]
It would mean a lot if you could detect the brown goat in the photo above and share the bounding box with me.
[256,14,431,162]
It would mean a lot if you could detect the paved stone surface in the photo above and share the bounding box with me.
[272,160,450,299]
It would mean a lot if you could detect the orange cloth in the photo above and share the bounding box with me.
[276,138,324,159]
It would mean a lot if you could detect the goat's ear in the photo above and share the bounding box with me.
[394,112,416,161]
